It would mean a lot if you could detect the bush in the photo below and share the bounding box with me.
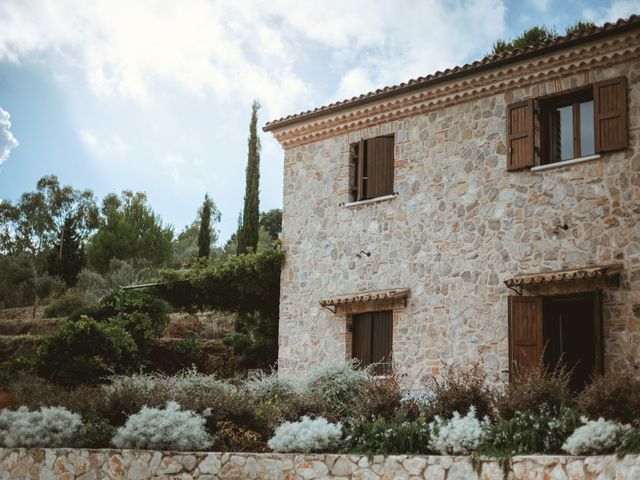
[497,363,574,419]
[214,421,266,452]
[36,316,139,386]
[302,360,370,421]
[577,374,640,424]
[0,253,35,308]
[428,406,489,455]
[0,406,82,447]
[562,417,626,455]
[112,401,213,451]
[75,269,109,305]
[35,274,65,301]
[618,427,640,457]
[478,404,579,457]
[267,416,342,453]
[43,290,87,318]
[166,315,204,338]
[75,416,116,448]
[354,373,403,420]
[343,412,430,454]
[245,370,296,404]
[425,364,496,421]
[101,369,242,426]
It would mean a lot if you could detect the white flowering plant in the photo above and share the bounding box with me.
[267,416,342,453]
[111,401,214,451]
[428,406,490,455]
[562,417,627,455]
[0,406,82,447]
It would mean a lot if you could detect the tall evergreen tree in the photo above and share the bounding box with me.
[237,101,261,254]
[46,216,85,287]
[197,194,213,259]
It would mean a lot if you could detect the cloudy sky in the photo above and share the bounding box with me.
[0,0,636,242]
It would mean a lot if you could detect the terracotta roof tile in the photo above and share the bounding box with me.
[319,288,410,307]
[504,264,623,288]
[264,15,639,132]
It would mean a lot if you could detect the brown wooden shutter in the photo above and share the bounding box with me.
[507,99,535,170]
[352,313,372,367]
[371,311,393,375]
[594,76,628,153]
[508,296,543,381]
[356,139,365,200]
[366,136,394,198]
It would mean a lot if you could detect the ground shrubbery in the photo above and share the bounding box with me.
[2,360,640,460]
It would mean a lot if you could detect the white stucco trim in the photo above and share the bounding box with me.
[531,154,601,172]
[342,194,398,208]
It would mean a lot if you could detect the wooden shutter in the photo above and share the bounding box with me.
[366,136,394,198]
[507,99,535,170]
[594,76,628,153]
[356,139,365,201]
[352,313,372,367]
[371,311,393,375]
[508,296,543,381]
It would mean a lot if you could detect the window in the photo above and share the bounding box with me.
[351,311,392,375]
[350,135,395,201]
[540,89,595,164]
[506,76,628,171]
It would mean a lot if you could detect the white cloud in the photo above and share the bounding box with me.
[79,129,129,157]
[0,107,18,169]
[0,0,506,118]
[583,1,638,23]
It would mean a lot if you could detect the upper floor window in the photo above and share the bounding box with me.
[350,135,395,201]
[506,76,628,171]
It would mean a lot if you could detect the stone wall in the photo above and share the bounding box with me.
[274,32,640,386]
[1,449,639,479]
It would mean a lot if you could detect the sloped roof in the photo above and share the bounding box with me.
[319,288,410,307]
[504,264,623,288]
[264,15,640,132]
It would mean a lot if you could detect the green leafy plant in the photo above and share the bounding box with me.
[35,316,139,386]
[43,290,87,318]
[617,427,640,457]
[342,411,430,455]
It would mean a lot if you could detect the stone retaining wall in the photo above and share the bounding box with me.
[1,449,639,479]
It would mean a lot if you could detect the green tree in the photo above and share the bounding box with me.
[237,101,261,254]
[259,208,282,241]
[46,216,86,287]
[86,191,173,273]
[197,194,215,259]
[489,21,597,57]
[173,196,220,267]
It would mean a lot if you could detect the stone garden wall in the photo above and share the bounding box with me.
[274,29,640,386]
[1,449,639,479]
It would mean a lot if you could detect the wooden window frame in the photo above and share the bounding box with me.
[350,135,394,202]
[539,87,593,165]
[351,310,393,375]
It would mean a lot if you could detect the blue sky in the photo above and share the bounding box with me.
[0,0,636,243]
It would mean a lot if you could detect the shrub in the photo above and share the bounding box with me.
[166,315,204,338]
[302,360,370,421]
[354,373,403,420]
[267,416,342,453]
[245,370,296,404]
[36,316,139,386]
[214,421,266,452]
[43,290,87,318]
[75,269,109,305]
[0,406,82,447]
[428,406,489,455]
[478,404,579,457]
[618,427,640,457]
[343,412,430,454]
[562,417,627,455]
[112,401,213,451]
[35,274,65,301]
[75,416,116,448]
[425,364,496,421]
[577,374,640,424]
[101,369,242,425]
[497,363,574,419]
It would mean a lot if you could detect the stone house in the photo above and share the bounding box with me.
[263,16,640,388]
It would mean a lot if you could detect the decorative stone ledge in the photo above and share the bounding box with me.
[0,449,639,479]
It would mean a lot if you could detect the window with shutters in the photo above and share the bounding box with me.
[350,135,395,201]
[351,310,392,375]
[506,76,628,171]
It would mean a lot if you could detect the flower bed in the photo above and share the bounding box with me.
[1,448,639,479]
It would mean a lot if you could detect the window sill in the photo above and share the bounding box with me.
[531,154,601,172]
[342,194,398,208]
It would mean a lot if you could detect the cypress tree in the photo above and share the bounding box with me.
[237,101,261,254]
[197,194,212,259]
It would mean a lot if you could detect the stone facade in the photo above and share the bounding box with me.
[267,26,640,386]
[1,449,639,479]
